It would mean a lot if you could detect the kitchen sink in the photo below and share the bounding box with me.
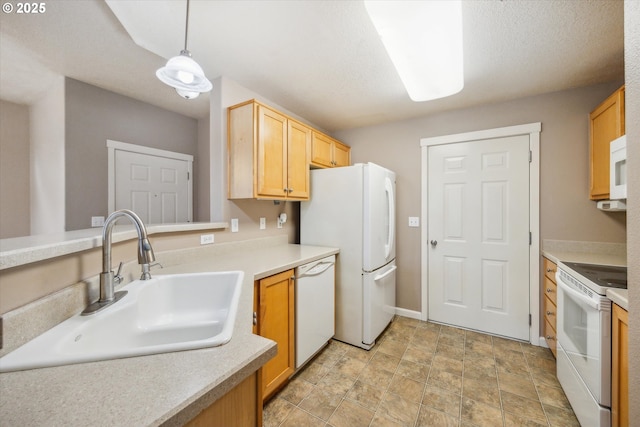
[0,271,244,372]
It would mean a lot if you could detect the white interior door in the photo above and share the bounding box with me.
[428,134,530,340]
[108,140,192,225]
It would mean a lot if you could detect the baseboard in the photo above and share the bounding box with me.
[394,307,422,320]
[538,336,549,348]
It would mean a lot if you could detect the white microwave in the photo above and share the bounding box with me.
[610,135,627,200]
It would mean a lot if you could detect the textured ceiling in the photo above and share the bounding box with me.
[0,0,624,132]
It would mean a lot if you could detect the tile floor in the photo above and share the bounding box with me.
[263,316,579,427]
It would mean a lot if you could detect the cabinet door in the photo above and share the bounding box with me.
[333,140,351,167]
[257,105,288,198]
[258,269,295,400]
[311,132,334,168]
[612,304,628,427]
[589,86,625,200]
[287,120,311,200]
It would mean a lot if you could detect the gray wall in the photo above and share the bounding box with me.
[335,81,626,313]
[0,100,30,238]
[624,0,640,420]
[64,78,198,231]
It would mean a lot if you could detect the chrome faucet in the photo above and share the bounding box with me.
[82,209,156,315]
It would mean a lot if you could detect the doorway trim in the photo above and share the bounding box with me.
[420,122,541,345]
[107,139,194,221]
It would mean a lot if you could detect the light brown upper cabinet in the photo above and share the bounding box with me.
[589,85,625,200]
[311,131,351,168]
[228,100,310,200]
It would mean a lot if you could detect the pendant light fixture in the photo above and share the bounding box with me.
[156,0,212,99]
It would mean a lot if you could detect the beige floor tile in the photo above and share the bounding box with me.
[465,330,493,344]
[396,359,430,382]
[334,355,367,379]
[461,396,504,427]
[376,392,421,426]
[530,365,562,388]
[345,345,376,363]
[296,360,331,384]
[279,406,325,427]
[403,344,434,365]
[263,397,295,427]
[378,337,409,358]
[412,327,440,343]
[317,370,356,396]
[328,399,375,427]
[346,379,385,411]
[493,336,523,352]
[427,367,462,394]
[495,353,531,377]
[388,374,425,404]
[536,383,572,410]
[359,364,395,389]
[525,353,556,372]
[462,376,501,408]
[432,354,463,376]
[464,339,494,357]
[435,343,465,361]
[369,351,402,373]
[503,411,548,427]
[543,402,581,427]
[521,342,554,360]
[369,412,404,427]
[497,371,538,401]
[298,385,343,420]
[416,405,459,427]
[277,377,315,405]
[421,385,461,417]
[501,390,547,424]
[440,324,466,338]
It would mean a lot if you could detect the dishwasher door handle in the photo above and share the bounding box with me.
[298,261,335,278]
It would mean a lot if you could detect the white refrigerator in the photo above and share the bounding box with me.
[301,162,396,350]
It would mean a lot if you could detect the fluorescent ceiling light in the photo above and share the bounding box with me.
[364,0,464,102]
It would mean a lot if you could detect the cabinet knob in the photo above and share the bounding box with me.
[288,188,293,193]
[546,335,555,341]
[546,268,553,273]
[546,310,555,316]
[546,288,553,293]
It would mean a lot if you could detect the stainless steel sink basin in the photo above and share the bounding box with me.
[0,271,244,372]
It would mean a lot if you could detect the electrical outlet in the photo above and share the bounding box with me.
[260,217,266,230]
[91,216,105,227]
[231,218,239,232]
[200,234,214,245]
[408,217,420,227]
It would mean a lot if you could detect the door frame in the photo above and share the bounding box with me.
[420,123,541,345]
[107,140,193,221]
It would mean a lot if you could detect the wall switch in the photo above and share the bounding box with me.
[200,234,214,245]
[231,218,239,232]
[408,217,420,227]
[91,216,105,227]
[259,217,266,230]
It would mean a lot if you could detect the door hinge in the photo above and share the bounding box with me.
[529,314,532,326]
[529,150,532,163]
[529,232,532,245]
[187,171,190,180]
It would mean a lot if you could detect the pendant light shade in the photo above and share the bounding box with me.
[156,0,212,99]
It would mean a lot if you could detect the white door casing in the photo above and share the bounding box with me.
[107,140,193,224]
[420,123,541,345]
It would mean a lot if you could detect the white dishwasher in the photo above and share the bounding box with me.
[295,255,336,369]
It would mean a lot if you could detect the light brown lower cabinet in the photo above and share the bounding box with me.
[254,269,295,402]
[185,371,262,427]
[612,303,628,427]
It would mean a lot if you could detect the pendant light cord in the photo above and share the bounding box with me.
[183,0,190,51]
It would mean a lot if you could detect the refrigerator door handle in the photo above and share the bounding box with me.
[374,265,397,282]
[384,177,395,259]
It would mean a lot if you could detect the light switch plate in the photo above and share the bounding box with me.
[91,216,105,227]
[231,218,239,232]
[408,217,420,227]
[260,217,266,230]
[200,234,214,245]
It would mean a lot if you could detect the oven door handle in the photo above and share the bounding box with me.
[557,275,600,310]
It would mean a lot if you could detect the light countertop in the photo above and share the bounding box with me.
[0,241,339,426]
[607,288,629,310]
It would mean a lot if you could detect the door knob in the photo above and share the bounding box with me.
[430,240,438,247]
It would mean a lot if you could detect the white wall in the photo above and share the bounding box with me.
[30,75,65,235]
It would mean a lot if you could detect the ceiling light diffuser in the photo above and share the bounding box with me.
[364,0,464,102]
[156,0,212,99]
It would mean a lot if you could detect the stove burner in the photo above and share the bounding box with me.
[563,262,627,290]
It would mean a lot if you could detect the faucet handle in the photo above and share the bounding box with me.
[114,261,124,285]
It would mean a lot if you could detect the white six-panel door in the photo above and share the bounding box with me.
[427,134,530,340]
[108,140,193,225]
